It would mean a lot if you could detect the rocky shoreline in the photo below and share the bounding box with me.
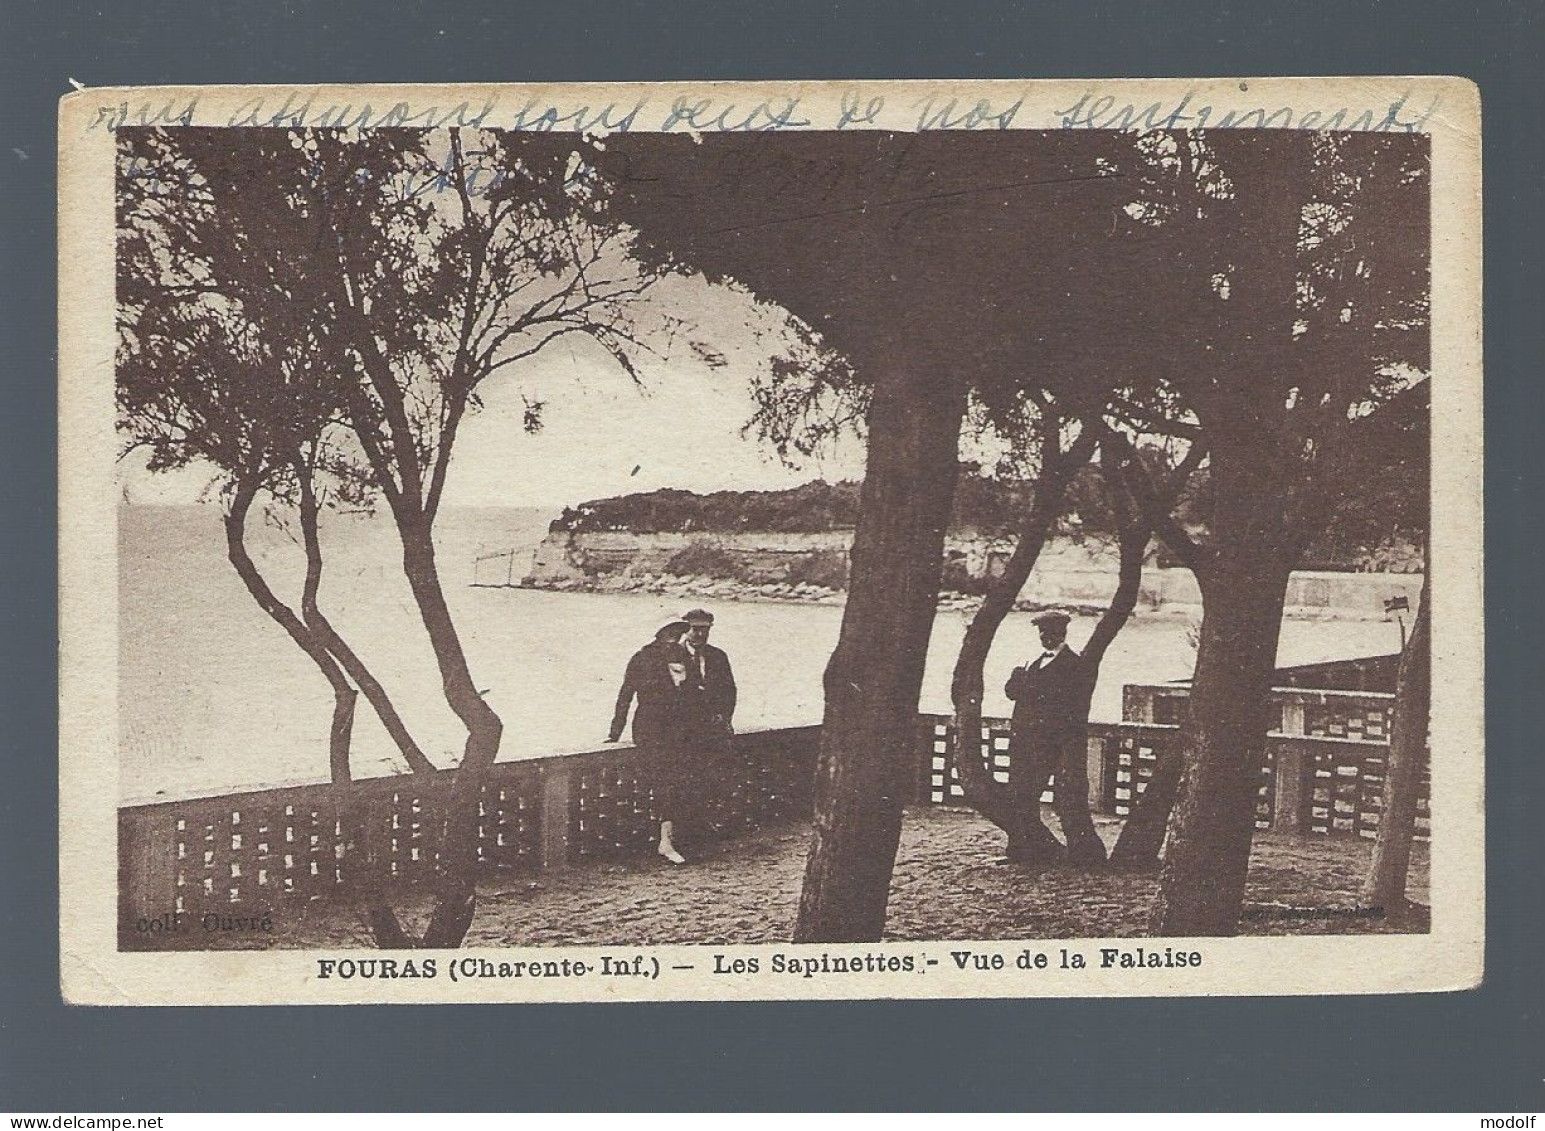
[505,571,1160,617]
[509,529,1420,621]
[502,569,1418,623]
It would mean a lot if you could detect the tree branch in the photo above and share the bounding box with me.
[1103,430,1213,576]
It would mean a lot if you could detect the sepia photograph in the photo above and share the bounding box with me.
[55,79,1483,1003]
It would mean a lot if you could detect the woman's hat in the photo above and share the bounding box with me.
[655,620,690,641]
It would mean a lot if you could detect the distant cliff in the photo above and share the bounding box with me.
[509,447,1426,615]
[543,454,1426,575]
[525,529,853,598]
[515,527,1421,620]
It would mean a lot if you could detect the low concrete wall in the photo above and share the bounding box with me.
[1020,567,1422,620]
[1281,570,1424,618]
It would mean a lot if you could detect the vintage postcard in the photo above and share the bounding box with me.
[59,78,1483,1004]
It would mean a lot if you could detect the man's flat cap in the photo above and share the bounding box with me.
[681,608,715,625]
[1030,609,1071,627]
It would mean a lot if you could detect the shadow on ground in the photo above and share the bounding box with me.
[246,807,1428,949]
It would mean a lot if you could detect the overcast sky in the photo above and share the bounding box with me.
[119,274,869,509]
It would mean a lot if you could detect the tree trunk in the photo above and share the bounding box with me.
[223,481,359,786]
[334,794,417,949]
[1108,743,1183,868]
[1362,572,1430,919]
[1149,552,1290,936]
[290,474,354,787]
[293,473,436,777]
[326,687,358,785]
[395,512,504,949]
[794,369,968,943]
[1052,730,1106,865]
[295,470,443,945]
[952,593,1045,842]
[315,624,437,775]
[1054,477,1151,867]
[948,426,1097,857]
[1075,441,1201,868]
[229,479,424,945]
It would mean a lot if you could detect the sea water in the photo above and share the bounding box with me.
[118,505,1403,801]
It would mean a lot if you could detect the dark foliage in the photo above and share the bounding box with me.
[552,446,1424,570]
[553,481,863,535]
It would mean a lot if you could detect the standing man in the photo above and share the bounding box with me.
[680,608,737,734]
[680,608,737,830]
[1003,610,1107,865]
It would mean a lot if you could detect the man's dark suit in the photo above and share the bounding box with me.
[1004,646,1105,862]
[684,642,736,733]
[681,641,737,832]
[1006,646,1090,739]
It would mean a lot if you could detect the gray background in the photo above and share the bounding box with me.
[4,0,1541,1111]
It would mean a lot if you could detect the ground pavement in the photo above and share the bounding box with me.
[260,807,1429,949]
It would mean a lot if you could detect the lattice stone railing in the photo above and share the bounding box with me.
[1111,679,1419,839]
[918,716,1272,824]
[118,725,818,948]
[919,713,1427,842]
[1121,681,1396,741]
[121,708,1426,948]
